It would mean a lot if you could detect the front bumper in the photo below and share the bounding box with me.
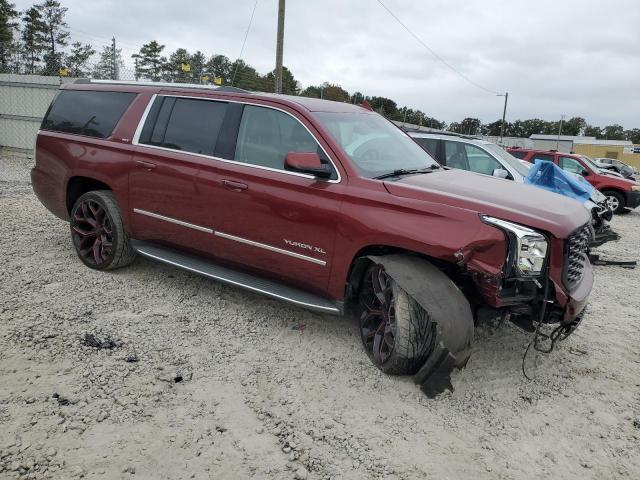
[624,190,640,209]
[558,258,593,323]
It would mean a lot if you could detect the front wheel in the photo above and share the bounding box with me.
[603,190,625,214]
[70,190,136,270]
[358,263,436,375]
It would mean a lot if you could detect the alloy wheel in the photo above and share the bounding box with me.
[359,265,397,365]
[606,194,620,212]
[71,199,114,267]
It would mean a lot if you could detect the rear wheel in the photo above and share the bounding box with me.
[603,190,625,214]
[358,263,436,375]
[70,190,136,270]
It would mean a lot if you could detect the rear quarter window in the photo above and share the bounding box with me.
[42,90,136,139]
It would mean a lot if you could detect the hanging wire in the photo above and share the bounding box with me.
[374,0,500,95]
[231,0,260,86]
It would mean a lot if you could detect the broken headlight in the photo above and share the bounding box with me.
[482,216,548,276]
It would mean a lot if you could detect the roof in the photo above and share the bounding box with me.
[407,131,491,145]
[70,79,368,114]
[529,134,631,146]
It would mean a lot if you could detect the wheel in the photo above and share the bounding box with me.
[70,190,136,270]
[603,190,625,214]
[357,263,436,375]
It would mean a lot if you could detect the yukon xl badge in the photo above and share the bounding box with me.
[284,239,326,255]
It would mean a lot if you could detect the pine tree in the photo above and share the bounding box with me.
[36,0,69,74]
[132,40,166,81]
[65,41,95,77]
[0,0,19,72]
[20,7,47,73]
[93,44,123,80]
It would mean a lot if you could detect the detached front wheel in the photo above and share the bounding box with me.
[70,190,136,270]
[358,263,436,375]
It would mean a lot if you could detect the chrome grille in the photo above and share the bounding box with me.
[564,225,591,288]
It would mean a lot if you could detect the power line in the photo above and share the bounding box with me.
[374,0,500,95]
[232,0,260,86]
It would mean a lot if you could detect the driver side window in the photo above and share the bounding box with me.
[234,105,334,177]
[560,157,585,175]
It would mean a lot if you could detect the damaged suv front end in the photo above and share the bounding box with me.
[478,216,592,333]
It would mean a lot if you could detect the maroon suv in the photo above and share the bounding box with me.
[32,80,593,394]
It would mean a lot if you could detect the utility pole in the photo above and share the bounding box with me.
[111,37,118,80]
[275,0,285,93]
[498,91,508,143]
[556,114,565,150]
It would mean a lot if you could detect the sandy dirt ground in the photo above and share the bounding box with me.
[1,154,639,480]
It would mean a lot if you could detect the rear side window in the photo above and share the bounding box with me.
[140,97,227,156]
[532,153,554,162]
[509,150,527,159]
[42,90,136,138]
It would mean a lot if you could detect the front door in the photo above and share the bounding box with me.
[209,103,345,295]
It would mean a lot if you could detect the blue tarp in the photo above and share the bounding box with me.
[524,160,594,204]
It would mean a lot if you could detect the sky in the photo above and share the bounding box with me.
[14,0,640,128]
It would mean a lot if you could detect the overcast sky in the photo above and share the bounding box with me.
[14,0,640,128]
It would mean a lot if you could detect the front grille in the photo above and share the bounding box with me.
[563,224,591,289]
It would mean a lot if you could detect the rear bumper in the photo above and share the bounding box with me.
[624,190,640,209]
[31,167,69,220]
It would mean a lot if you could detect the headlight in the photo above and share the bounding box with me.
[482,216,548,276]
[631,185,640,191]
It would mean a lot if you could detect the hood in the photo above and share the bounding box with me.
[384,169,590,239]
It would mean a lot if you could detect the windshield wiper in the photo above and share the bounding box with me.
[373,166,439,180]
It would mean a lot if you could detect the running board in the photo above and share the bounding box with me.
[131,240,342,314]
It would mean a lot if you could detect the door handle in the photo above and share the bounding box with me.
[136,160,157,170]
[222,179,248,191]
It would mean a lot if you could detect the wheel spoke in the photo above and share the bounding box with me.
[72,225,95,237]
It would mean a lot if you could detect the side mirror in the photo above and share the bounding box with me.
[581,169,590,176]
[284,152,332,178]
[492,168,509,179]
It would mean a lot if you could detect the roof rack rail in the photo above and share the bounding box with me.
[403,128,481,140]
[73,78,249,93]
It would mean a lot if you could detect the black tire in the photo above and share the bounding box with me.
[357,263,437,375]
[603,190,626,214]
[70,190,136,270]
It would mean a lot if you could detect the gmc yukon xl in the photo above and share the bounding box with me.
[32,80,593,395]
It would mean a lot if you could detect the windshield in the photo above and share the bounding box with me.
[313,112,439,178]
[483,143,531,177]
[578,155,601,171]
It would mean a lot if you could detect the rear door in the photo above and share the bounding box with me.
[208,102,345,295]
[129,94,228,254]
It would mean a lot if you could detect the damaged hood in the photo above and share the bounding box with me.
[384,169,591,239]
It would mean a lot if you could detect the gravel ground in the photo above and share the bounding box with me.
[1,154,639,480]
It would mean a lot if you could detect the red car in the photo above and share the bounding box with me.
[509,148,640,214]
[32,80,592,394]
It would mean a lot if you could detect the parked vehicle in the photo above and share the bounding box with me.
[508,148,640,214]
[32,80,593,395]
[409,132,615,245]
[592,157,639,180]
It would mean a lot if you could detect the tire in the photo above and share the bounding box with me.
[70,190,136,270]
[603,190,625,214]
[357,263,437,375]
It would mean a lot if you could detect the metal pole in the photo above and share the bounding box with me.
[275,0,285,93]
[111,37,117,80]
[556,114,565,150]
[499,91,508,143]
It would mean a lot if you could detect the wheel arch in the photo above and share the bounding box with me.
[66,176,112,214]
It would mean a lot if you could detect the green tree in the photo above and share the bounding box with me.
[204,54,232,82]
[481,120,505,136]
[189,50,206,81]
[93,44,123,80]
[449,118,481,135]
[584,124,602,138]
[602,124,625,140]
[264,66,299,95]
[368,96,397,116]
[229,59,267,90]
[562,117,586,136]
[624,129,640,145]
[20,7,47,74]
[132,40,166,81]
[36,0,69,74]
[164,47,191,82]
[65,41,95,77]
[0,0,19,72]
